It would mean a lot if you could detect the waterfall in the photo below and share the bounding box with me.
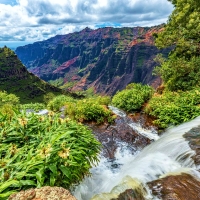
[73,107,200,200]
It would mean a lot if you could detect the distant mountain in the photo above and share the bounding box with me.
[16,26,171,95]
[0,47,62,103]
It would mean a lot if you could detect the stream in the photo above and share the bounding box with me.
[73,107,200,200]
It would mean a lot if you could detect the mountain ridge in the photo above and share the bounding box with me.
[0,46,62,103]
[16,25,171,95]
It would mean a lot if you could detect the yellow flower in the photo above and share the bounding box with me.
[18,118,28,126]
[39,116,45,122]
[58,148,70,159]
[48,111,54,116]
[9,144,18,156]
[58,118,64,124]
[38,144,52,158]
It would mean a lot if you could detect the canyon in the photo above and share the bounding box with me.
[16,26,171,95]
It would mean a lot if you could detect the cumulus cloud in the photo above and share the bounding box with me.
[0,0,173,42]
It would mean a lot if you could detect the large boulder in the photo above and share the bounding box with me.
[9,186,76,200]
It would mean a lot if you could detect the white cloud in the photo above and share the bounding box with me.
[0,0,173,42]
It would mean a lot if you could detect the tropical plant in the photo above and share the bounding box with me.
[65,96,114,124]
[47,95,75,112]
[145,88,200,128]
[0,111,101,199]
[112,83,154,112]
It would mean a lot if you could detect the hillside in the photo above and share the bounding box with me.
[16,26,171,95]
[0,47,62,103]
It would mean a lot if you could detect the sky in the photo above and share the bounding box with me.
[0,0,173,48]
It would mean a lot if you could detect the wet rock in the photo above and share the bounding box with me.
[148,173,200,200]
[86,114,152,159]
[184,125,200,166]
[129,112,157,132]
[9,186,76,200]
[111,189,145,200]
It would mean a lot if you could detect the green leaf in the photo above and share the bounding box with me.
[0,190,17,199]
[19,180,36,186]
[50,173,56,186]
[59,165,71,179]
[0,180,19,192]
[35,168,45,187]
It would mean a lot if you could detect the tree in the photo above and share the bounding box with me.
[155,0,200,91]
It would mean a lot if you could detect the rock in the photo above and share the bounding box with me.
[9,186,76,200]
[86,113,153,159]
[183,125,200,166]
[111,189,145,200]
[148,173,200,200]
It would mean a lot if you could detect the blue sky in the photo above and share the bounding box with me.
[0,0,17,5]
[0,0,173,48]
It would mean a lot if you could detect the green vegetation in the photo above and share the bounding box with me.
[47,95,114,124]
[65,96,114,124]
[20,103,46,112]
[1,2,200,196]
[155,0,200,91]
[0,91,19,117]
[145,89,200,128]
[0,111,100,199]
[47,95,75,112]
[60,82,75,90]
[0,47,62,104]
[112,83,153,112]
[0,91,19,107]
[0,89,110,198]
[142,0,200,128]
[0,90,115,199]
[49,78,64,87]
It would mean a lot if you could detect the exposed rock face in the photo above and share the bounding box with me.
[0,47,62,103]
[86,111,156,159]
[9,186,76,200]
[111,189,145,200]
[184,125,200,166]
[148,173,200,200]
[16,26,171,95]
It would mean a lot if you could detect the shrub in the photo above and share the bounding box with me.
[112,83,153,112]
[154,56,200,91]
[0,91,19,117]
[0,111,101,199]
[145,88,200,128]
[43,92,56,104]
[65,96,114,124]
[0,91,19,107]
[47,95,75,112]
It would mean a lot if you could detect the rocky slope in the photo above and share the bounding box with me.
[0,46,62,103]
[16,26,171,95]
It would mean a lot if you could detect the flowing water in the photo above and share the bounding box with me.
[108,106,159,141]
[73,107,200,200]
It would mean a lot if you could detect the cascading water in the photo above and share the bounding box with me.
[73,107,200,200]
[108,106,159,141]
